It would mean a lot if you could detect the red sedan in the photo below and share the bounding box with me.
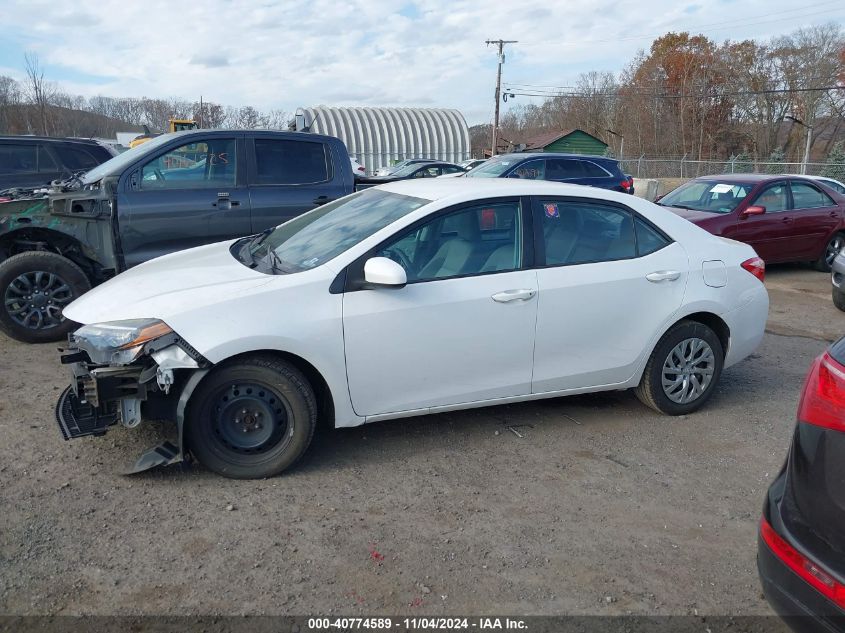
[657,174,845,271]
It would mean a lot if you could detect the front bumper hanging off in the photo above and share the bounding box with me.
[54,338,209,473]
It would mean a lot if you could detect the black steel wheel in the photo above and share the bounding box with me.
[0,251,91,343]
[186,355,317,479]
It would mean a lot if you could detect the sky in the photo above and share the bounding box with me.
[0,0,843,126]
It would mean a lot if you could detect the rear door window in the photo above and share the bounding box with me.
[790,182,834,209]
[537,199,635,265]
[545,159,586,180]
[254,139,329,185]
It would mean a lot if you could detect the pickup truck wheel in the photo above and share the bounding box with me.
[0,251,91,344]
[186,355,317,479]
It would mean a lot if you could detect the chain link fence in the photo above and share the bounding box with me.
[618,157,845,180]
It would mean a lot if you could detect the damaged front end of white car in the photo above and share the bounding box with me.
[56,318,210,472]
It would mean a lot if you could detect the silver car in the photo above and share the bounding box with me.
[833,250,845,311]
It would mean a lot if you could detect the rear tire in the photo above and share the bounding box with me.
[0,251,91,344]
[185,355,317,479]
[833,288,845,312]
[635,320,724,415]
[813,232,845,272]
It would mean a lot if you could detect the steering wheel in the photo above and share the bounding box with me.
[381,247,413,271]
[154,168,166,182]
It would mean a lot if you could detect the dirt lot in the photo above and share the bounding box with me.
[0,264,841,617]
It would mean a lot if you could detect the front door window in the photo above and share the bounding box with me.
[141,139,236,189]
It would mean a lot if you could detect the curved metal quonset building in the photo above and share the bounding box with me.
[294,106,470,174]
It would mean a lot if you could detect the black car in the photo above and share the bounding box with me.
[358,161,465,188]
[465,152,634,194]
[0,136,116,190]
[758,337,845,632]
[0,129,357,343]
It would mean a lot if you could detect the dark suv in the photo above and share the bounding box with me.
[0,136,116,190]
[465,152,633,193]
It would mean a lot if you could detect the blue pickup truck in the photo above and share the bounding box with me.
[0,129,357,342]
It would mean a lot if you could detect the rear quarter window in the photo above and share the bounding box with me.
[635,217,671,255]
[52,144,100,170]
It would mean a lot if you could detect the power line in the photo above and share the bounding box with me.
[506,74,841,91]
[502,86,844,100]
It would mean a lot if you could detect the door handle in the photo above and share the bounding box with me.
[212,195,240,210]
[781,216,793,223]
[313,196,332,206]
[646,270,681,283]
[491,289,536,303]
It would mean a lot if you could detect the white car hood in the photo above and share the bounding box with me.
[64,240,276,325]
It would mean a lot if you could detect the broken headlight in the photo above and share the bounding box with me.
[72,319,173,365]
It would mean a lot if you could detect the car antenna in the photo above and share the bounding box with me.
[302,111,321,133]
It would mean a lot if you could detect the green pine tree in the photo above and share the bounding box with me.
[821,142,845,180]
[733,152,754,173]
[766,147,785,174]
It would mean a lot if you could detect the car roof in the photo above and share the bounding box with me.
[0,135,105,146]
[494,152,616,161]
[375,176,629,203]
[691,173,832,184]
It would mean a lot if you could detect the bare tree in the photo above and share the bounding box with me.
[23,52,55,135]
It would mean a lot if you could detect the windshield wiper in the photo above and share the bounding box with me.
[250,227,275,249]
[665,203,696,210]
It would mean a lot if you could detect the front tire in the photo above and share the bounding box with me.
[185,355,317,479]
[833,288,845,312]
[814,232,845,272]
[635,320,724,415]
[0,251,91,344]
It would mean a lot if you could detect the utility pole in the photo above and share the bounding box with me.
[786,115,813,175]
[486,39,517,157]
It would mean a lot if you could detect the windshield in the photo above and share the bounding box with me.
[391,163,428,177]
[81,134,176,184]
[465,158,514,178]
[659,180,754,213]
[250,189,430,273]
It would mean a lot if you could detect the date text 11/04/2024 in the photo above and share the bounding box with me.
[307,618,528,630]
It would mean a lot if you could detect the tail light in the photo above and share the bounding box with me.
[797,351,845,432]
[760,517,845,608]
[620,180,631,191]
[741,257,765,283]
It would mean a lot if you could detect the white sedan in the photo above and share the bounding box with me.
[57,180,768,478]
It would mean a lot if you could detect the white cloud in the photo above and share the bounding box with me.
[1,0,841,125]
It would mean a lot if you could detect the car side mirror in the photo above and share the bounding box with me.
[363,257,407,288]
[741,205,766,218]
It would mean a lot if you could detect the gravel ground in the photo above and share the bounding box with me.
[0,264,840,617]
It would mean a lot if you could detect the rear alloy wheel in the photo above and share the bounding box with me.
[186,355,317,479]
[635,320,724,415]
[0,251,91,344]
[814,232,845,272]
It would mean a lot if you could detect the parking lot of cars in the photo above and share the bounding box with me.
[0,262,838,617]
